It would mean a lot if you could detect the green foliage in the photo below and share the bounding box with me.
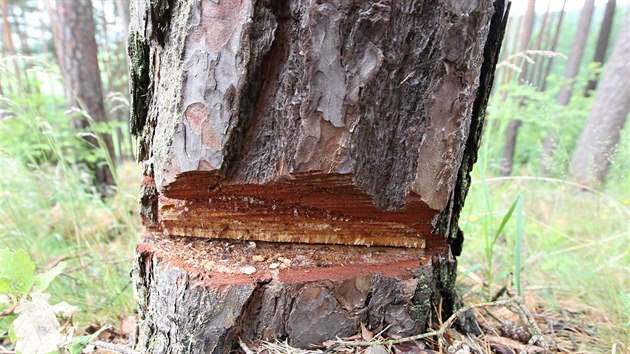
[0,248,67,296]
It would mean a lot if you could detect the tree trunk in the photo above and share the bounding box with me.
[517,0,536,83]
[570,10,630,187]
[129,0,509,351]
[499,0,535,177]
[0,0,22,93]
[540,0,567,92]
[528,2,551,85]
[53,0,116,187]
[540,0,595,176]
[584,0,616,96]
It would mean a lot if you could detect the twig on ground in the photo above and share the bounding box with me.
[91,340,141,354]
[329,290,551,353]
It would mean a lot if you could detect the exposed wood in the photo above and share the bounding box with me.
[130,0,507,248]
[133,235,456,352]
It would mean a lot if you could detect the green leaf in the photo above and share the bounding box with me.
[9,322,16,342]
[492,198,519,246]
[0,249,36,295]
[68,326,109,354]
[34,262,67,292]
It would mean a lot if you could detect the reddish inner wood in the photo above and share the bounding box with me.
[154,171,445,248]
[138,235,437,286]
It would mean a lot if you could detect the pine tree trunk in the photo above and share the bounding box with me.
[540,0,595,176]
[540,0,567,92]
[570,10,630,187]
[528,2,551,85]
[0,0,22,93]
[128,0,509,351]
[500,0,535,177]
[53,0,116,187]
[584,0,616,96]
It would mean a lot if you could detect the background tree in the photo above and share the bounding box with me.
[570,10,629,187]
[584,0,616,96]
[1,0,22,93]
[52,0,116,187]
[540,0,595,175]
[540,0,567,92]
[499,0,535,176]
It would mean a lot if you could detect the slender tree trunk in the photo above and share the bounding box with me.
[517,0,536,83]
[584,0,616,96]
[500,0,535,176]
[540,0,567,92]
[540,0,595,176]
[534,11,557,88]
[570,10,630,187]
[53,0,116,187]
[10,6,36,94]
[115,0,130,30]
[128,0,509,351]
[528,2,551,85]
[1,0,22,92]
[99,0,114,95]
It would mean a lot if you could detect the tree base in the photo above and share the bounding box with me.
[132,235,459,353]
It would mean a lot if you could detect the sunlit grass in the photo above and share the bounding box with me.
[459,170,629,353]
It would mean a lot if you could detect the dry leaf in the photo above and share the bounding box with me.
[361,323,374,341]
[13,293,75,354]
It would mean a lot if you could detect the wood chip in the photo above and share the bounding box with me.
[240,266,257,275]
[203,261,215,271]
[269,263,280,269]
[252,255,265,262]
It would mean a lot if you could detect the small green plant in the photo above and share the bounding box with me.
[0,248,66,297]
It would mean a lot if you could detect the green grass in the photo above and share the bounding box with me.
[0,57,141,335]
[458,133,629,352]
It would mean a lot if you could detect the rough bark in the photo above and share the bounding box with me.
[584,0,616,96]
[540,0,595,175]
[133,236,458,352]
[570,10,630,187]
[53,0,116,187]
[129,0,508,351]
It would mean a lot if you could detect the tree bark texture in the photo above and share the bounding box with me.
[129,0,508,351]
[54,0,116,186]
[584,0,616,96]
[570,10,630,187]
